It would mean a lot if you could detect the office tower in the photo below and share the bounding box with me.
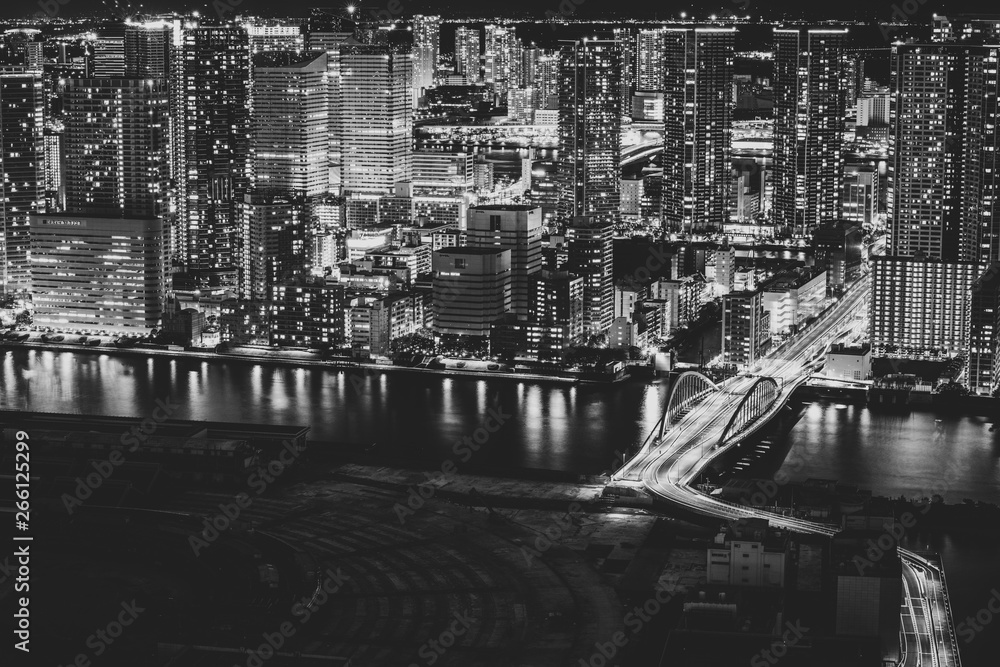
[888,42,1000,263]
[558,39,623,224]
[338,44,413,195]
[413,15,441,99]
[91,31,125,77]
[432,247,512,341]
[251,51,329,197]
[661,27,735,233]
[637,28,667,91]
[246,23,304,54]
[870,255,979,355]
[722,289,771,368]
[485,25,521,101]
[454,26,481,81]
[773,28,847,236]
[467,205,543,318]
[0,71,44,293]
[413,151,473,195]
[306,28,353,192]
[175,25,252,280]
[124,20,173,78]
[63,78,169,219]
[28,214,165,332]
[566,216,614,332]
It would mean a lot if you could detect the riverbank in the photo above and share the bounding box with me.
[0,339,628,385]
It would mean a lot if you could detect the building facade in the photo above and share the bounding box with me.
[28,214,165,332]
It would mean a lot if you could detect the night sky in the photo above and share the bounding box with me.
[6,0,1000,21]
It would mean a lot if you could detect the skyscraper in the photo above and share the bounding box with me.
[124,19,173,79]
[566,216,614,332]
[251,51,329,197]
[637,28,667,91]
[175,25,252,280]
[91,30,125,77]
[485,25,521,101]
[661,27,735,233]
[63,78,170,219]
[888,42,1000,263]
[338,44,413,195]
[0,71,44,293]
[412,15,441,100]
[454,26,481,81]
[558,38,623,224]
[773,28,847,236]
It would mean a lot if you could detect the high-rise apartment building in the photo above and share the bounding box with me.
[870,255,980,355]
[63,78,170,219]
[485,25,521,101]
[454,26,481,81]
[466,205,543,319]
[0,71,44,293]
[251,51,329,197]
[338,44,413,195]
[175,25,252,279]
[773,28,847,235]
[661,27,735,233]
[637,28,667,91]
[413,15,441,100]
[888,42,999,263]
[968,263,1000,395]
[558,39,623,224]
[722,289,771,368]
[566,216,614,332]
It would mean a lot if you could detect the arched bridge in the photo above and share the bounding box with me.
[658,371,719,440]
[717,376,779,448]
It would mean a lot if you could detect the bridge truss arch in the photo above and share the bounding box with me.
[658,371,720,441]
[717,376,779,448]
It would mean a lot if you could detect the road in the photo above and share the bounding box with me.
[615,272,960,666]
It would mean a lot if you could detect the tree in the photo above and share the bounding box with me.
[15,311,31,327]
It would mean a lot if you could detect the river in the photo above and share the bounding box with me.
[2,348,998,664]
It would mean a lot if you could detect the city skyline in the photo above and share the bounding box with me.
[1,7,998,667]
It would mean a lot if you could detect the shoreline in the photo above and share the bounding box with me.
[0,340,624,385]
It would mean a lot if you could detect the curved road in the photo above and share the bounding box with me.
[618,273,961,666]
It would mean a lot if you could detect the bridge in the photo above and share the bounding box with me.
[611,272,963,666]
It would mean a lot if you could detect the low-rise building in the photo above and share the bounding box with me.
[706,519,787,588]
[826,343,871,381]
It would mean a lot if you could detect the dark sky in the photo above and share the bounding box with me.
[8,0,1000,21]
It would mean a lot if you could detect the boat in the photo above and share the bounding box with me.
[86,338,102,347]
[50,334,65,342]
